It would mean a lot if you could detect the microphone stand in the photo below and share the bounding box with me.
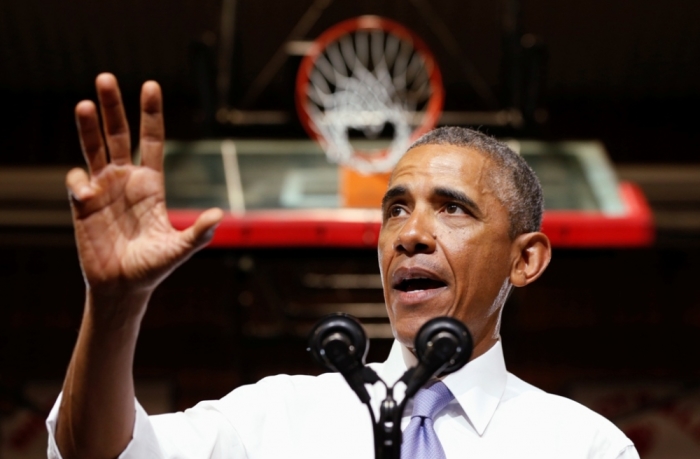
[358,366,415,459]
[360,332,467,458]
[307,314,472,459]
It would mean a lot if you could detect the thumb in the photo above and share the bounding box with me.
[181,207,224,250]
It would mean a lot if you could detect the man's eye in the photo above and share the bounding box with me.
[445,203,466,215]
[389,206,406,217]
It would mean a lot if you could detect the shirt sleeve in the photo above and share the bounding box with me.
[46,392,165,459]
[615,444,641,459]
[45,392,65,459]
[45,392,248,459]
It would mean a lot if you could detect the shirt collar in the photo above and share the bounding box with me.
[377,339,507,436]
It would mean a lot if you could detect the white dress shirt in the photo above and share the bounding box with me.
[46,340,638,458]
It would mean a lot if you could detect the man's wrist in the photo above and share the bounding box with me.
[84,288,151,332]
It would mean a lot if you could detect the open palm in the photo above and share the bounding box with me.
[67,74,222,300]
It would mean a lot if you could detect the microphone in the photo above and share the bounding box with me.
[307,313,372,403]
[402,317,473,399]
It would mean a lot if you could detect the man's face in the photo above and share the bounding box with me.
[378,144,516,355]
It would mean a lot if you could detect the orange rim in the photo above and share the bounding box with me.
[295,15,444,162]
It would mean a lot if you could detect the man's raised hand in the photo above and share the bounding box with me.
[66,73,223,312]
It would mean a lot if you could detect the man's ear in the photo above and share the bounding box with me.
[509,232,552,287]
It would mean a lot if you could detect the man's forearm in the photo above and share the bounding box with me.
[56,290,149,459]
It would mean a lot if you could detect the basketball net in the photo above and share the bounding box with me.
[296,16,443,206]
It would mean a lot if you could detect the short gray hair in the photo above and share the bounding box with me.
[408,126,544,238]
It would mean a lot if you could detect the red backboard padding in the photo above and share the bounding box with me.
[168,181,654,249]
[541,182,654,248]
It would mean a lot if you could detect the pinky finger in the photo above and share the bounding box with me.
[75,101,108,175]
[66,167,95,203]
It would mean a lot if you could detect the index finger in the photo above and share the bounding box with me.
[138,81,165,172]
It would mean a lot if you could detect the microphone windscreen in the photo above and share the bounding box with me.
[307,313,368,373]
[414,316,473,375]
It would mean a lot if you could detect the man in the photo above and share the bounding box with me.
[46,74,638,458]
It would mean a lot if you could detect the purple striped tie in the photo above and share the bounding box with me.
[401,381,454,458]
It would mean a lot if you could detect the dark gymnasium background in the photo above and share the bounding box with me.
[1,1,700,457]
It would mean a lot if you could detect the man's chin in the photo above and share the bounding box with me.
[391,321,423,350]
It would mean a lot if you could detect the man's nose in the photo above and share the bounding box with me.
[394,210,436,255]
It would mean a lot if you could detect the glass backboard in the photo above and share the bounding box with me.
[162,139,653,248]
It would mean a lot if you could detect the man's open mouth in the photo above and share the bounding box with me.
[394,278,447,292]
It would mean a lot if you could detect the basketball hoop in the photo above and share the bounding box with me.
[296,16,444,174]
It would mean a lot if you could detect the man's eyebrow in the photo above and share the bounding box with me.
[381,185,408,210]
[434,186,482,215]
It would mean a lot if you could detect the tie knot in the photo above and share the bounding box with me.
[410,381,454,420]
